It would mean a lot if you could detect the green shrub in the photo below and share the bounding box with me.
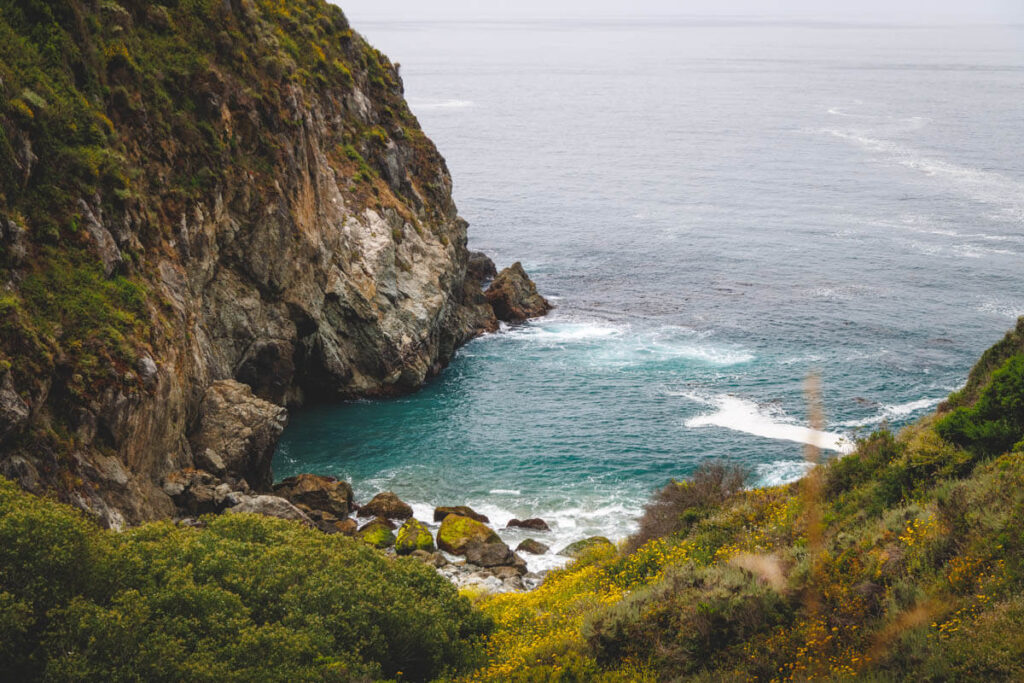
[584,564,791,673]
[0,477,491,681]
[626,463,747,552]
[936,354,1024,457]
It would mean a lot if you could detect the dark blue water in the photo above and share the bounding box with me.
[275,15,1024,563]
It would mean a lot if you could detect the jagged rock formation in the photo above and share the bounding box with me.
[486,262,553,321]
[0,0,536,526]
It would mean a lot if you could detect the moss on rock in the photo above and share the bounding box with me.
[561,536,613,559]
[437,514,500,555]
[395,518,435,555]
[358,520,395,549]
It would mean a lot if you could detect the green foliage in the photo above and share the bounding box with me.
[0,478,491,681]
[937,354,1024,457]
[584,564,792,672]
[628,462,747,552]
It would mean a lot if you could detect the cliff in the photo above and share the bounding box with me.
[0,0,503,526]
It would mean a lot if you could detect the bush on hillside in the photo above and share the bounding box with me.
[937,354,1024,458]
[0,477,491,681]
[627,463,747,552]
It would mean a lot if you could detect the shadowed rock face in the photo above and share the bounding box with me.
[485,262,553,322]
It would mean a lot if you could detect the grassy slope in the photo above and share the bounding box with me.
[465,319,1024,682]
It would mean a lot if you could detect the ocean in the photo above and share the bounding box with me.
[274,13,1024,569]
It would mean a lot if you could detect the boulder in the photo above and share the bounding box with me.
[507,517,550,531]
[433,505,490,524]
[437,514,501,555]
[358,491,413,520]
[485,262,552,322]
[225,494,312,524]
[561,536,614,558]
[516,538,550,555]
[359,519,396,549]
[188,380,288,491]
[467,251,498,282]
[273,473,354,519]
[302,507,357,535]
[162,469,225,515]
[464,540,514,567]
[395,518,436,555]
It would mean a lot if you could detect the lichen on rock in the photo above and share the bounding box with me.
[437,513,501,555]
[395,518,435,555]
[359,519,397,549]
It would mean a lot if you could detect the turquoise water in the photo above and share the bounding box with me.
[275,13,1024,564]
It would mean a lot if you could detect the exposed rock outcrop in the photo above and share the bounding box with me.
[188,381,288,492]
[0,371,30,446]
[485,262,552,321]
[0,1,547,527]
[467,251,498,283]
[225,494,312,524]
[273,474,354,520]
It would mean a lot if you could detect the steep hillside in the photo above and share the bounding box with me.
[466,319,1024,681]
[0,0,497,525]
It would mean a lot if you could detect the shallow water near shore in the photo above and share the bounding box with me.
[275,14,1024,567]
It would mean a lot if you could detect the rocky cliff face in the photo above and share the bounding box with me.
[0,0,504,526]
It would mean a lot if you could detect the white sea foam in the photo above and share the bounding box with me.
[837,396,945,428]
[515,322,623,343]
[824,129,1024,222]
[979,299,1024,319]
[755,460,813,488]
[683,393,853,453]
[489,489,521,495]
[510,321,754,367]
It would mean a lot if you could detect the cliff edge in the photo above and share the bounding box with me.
[0,0,512,525]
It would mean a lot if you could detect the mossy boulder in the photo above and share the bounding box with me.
[358,519,396,549]
[395,518,435,555]
[561,536,613,558]
[437,514,501,555]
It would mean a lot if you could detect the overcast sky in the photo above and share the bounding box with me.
[334,0,1024,23]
